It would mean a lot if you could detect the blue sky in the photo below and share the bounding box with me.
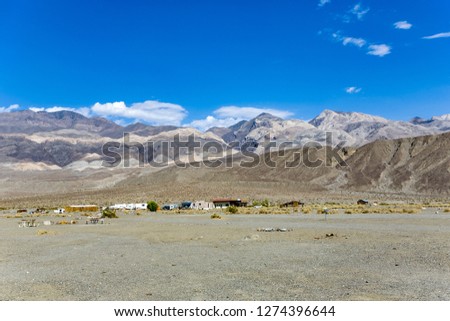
[0,0,449,129]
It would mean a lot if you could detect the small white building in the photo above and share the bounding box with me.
[135,203,147,210]
[111,204,127,210]
[191,201,214,210]
[125,204,135,210]
[53,208,65,214]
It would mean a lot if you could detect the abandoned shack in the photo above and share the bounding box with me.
[65,205,99,212]
[212,199,248,208]
[280,201,305,208]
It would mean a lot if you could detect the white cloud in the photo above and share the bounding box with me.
[91,100,188,126]
[187,106,294,131]
[318,0,330,7]
[350,3,370,20]
[186,116,243,132]
[29,106,92,117]
[367,44,391,57]
[422,32,450,39]
[332,32,366,48]
[394,21,412,30]
[0,104,19,113]
[345,87,362,94]
[214,106,293,119]
[330,31,391,57]
[342,37,366,47]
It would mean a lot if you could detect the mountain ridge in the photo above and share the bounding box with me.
[1,109,450,168]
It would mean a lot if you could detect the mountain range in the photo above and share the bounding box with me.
[1,109,449,168]
[0,109,450,202]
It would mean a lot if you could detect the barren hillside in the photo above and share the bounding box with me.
[1,132,449,207]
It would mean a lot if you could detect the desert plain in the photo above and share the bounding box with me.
[0,210,449,301]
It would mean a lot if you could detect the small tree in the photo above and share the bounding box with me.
[147,201,158,212]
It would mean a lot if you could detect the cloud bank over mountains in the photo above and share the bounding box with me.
[1,101,295,130]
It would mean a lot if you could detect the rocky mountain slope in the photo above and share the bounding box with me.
[111,131,450,199]
[1,109,450,171]
[209,110,446,149]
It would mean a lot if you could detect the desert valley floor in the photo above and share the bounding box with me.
[1,211,449,301]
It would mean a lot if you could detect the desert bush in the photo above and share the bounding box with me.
[261,199,270,207]
[147,201,158,212]
[227,206,238,214]
[252,200,261,207]
[210,213,222,219]
[102,208,118,218]
[302,207,312,214]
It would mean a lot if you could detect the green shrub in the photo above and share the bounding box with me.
[261,199,270,207]
[227,206,238,214]
[102,208,118,218]
[252,200,261,207]
[211,213,222,219]
[147,201,159,212]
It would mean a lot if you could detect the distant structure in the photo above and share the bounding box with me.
[162,204,179,211]
[110,204,127,210]
[280,201,304,208]
[191,201,214,210]
[180,201,193,209]
[212,199,248,208]
[65,205,99,212]
[357,199,369,205]
[110,203,147,210]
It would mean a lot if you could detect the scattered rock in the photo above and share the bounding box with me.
[244,234,260,241]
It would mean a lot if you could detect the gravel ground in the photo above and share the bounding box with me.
[0,211,449,301]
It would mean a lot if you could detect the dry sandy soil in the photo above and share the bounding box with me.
[0,211,449,301]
